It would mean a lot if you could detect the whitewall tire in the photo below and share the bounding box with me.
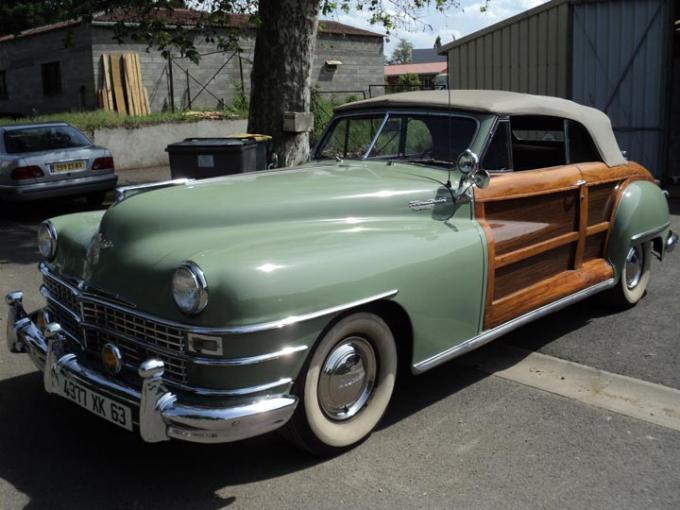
[284,312,397,455]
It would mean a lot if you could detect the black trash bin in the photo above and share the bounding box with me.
[166,138,259,180]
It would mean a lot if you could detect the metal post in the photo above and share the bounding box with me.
[238,51,245,97]
[186,68,192,110]
[167,55,175,113]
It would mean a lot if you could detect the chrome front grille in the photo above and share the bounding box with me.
[43,275,78,311]
[42,272,188,385]
[81,301,185,352]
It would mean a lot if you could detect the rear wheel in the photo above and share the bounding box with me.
[284,312,397,456]
[604,242,651,309]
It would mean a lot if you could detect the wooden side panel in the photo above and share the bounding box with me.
[485,259,613,327]
[494,244,574,300]
[484,190,579,255]
[476,162,654,330]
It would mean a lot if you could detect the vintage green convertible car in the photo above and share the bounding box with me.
[5,90,677,454]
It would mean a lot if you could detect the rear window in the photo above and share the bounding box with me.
[3,125,90,154]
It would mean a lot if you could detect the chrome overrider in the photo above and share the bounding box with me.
[667,230,678,253]
[5,291,298,444]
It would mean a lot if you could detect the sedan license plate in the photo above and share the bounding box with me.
[60,378,133,431]
[52,160,86,173]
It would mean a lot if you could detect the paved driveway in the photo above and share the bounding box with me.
[0,192,678,510]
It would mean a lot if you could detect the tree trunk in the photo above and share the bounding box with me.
[248,0,320,167]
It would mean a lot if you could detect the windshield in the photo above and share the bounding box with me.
[3,125,90,154]
[315,112,478,166]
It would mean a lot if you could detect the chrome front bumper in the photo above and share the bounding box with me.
[5,291,298,444]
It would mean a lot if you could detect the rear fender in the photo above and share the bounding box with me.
[607,180,670,280]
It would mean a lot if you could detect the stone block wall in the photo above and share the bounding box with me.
[0,24,96,115]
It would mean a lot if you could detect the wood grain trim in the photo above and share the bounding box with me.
[495,231,579,269]
[577,162,655,185]
[586,221,610,236]
[574,184,588,269]
[476,166,582,202]
[484,259,613,328]
[476,201,496,309]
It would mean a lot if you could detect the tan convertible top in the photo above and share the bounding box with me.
[336,90,626,167]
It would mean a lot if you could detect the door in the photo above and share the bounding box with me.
[474,116,617,329]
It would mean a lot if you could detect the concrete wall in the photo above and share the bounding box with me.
[0,24,96,115]
[92,118,247,169]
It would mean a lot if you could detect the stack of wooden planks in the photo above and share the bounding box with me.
[98,53,151,115]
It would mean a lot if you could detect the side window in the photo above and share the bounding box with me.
[510,115,566,171]
[482,120,511,172]
[567,121,602,163]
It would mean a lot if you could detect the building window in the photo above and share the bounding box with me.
[0,71,7,100]
[41,62,62,96]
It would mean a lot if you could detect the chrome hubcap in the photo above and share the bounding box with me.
[625,245,644,289]
[318,336,376,421]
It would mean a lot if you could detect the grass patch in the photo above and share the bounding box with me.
[0,110,244,134]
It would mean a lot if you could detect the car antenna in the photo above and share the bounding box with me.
[445,86,453,189]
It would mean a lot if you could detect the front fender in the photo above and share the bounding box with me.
[607,180,670,280]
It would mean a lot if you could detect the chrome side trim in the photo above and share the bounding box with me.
[40,264,399,335]
[412,278,616,374]
[191,345,308,366]
[631,222,670,242]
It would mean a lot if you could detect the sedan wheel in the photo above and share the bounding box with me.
[284,312,397,455]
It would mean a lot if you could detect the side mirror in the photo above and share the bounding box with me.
[474,169,490,189]
[454,150,489,199]
[457,149,479,176]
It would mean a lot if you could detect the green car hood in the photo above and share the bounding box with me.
[50,161,468,327]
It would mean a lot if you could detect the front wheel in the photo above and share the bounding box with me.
[604,242,651,309]
[284,312,397,456]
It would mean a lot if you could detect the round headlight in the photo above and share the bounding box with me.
[457,149,479,176]
[171,262,208,315]
[37,221,58,260]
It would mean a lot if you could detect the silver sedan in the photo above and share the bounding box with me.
[0,122,117,205]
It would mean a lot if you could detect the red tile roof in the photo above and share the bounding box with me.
[384,62,448,76]
[0,9,383,42]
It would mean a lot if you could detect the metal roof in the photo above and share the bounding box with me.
[336,89,626,166]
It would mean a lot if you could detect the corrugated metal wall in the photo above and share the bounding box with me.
[447,1,571,96]
[571,0,670,177]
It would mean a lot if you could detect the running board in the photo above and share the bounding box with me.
[412,278,616,374]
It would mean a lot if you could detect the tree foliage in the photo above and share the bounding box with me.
[388,38,414,65]
[396,72,421,90]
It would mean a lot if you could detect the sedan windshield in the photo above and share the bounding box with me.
[3,125,90,154]
[315,113,477,166]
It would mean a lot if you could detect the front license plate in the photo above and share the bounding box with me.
[52,160,86,173]
[60,378,133,431]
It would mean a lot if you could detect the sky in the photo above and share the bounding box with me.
[326,0,549,58]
